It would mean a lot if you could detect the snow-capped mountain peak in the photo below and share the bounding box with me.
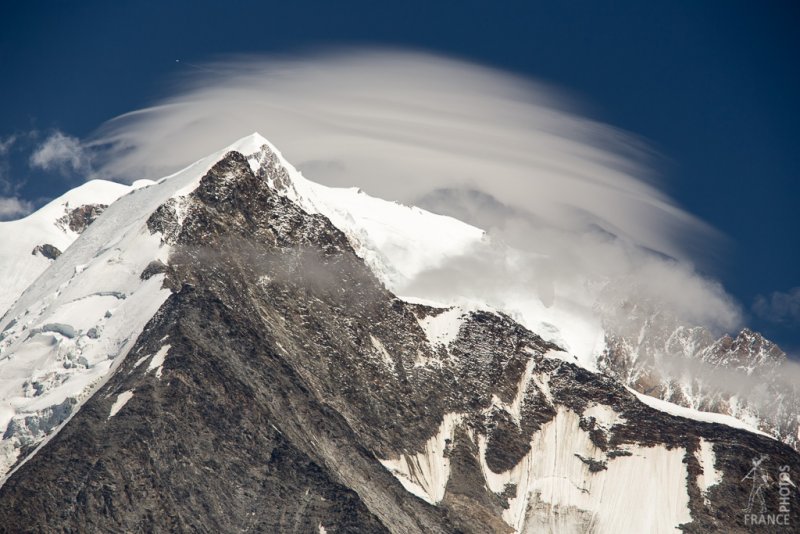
[1,134,798,532]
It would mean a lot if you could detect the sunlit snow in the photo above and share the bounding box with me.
[108,390,134,419]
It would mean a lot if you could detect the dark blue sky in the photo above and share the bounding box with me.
[1,1,798,350]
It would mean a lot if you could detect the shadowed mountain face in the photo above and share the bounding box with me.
[0,151,798,533]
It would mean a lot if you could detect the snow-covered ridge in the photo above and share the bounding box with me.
[628,387,772,438]
[0,180,142,316]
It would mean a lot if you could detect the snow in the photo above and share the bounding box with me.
[0,132,771,494]
[509,357,537,423]
[695,438,721,503]
[239,136,605,370]
[146,345,171,379]
[629,387,773,438]
[244,136,486,292]
[369,336,394,368]
[582,403,627,430]
[543,347,585,367]
[247,135,610,369]
[416,307,465,349]
[0,180,146,318]
[132,354,149,369]
[498,293,607,371]
[379,412,462,504]
[108,390,134,419]
[40,294,122,334]
[478,408,692,534]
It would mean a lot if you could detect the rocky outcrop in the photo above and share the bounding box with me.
[56,203,108,234]
[31,244,61,260]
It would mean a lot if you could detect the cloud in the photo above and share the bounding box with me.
[0,134,19,194]
[89,49,721,260]
[753,287,800,325]
[0,197,33,220]
[85,48,741,340]
[0,135,16,155]
[29,131,91,175]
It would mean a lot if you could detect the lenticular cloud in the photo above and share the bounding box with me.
[88,48,741,334]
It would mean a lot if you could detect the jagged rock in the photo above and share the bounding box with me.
[31,244,61,260]
[600,307,800,450]
[140,259,168,280]
[56,203,107,234]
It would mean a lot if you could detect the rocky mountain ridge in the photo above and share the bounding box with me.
[0,141,797,532]
[599,300,800,450]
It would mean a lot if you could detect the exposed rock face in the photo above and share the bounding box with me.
[1,150,798,533]
[140,259,168,280]
[56,203,107,234]
[31,243,61,260]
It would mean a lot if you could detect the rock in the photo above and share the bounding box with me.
[56,203,108,234]
[31,244,61,260]
[140,260,168,280]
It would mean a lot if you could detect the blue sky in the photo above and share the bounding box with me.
[1,1,798,351]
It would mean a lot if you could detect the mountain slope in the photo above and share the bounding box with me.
[0,179,143,316]
[0,141,797,532]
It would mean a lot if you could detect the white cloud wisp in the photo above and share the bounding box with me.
[30,131,91,175]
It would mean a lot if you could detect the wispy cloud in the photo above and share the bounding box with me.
[29,131,91,176]
[0,135,16,155]
[0,134,19,195]
[754,287,800,326]
[0,134,34,220]
[0,197,33,220]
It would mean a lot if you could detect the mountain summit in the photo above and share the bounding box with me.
[0,134,797,532]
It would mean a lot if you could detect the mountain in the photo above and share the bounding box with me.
[0,134,797,532]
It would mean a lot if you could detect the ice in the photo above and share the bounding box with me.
[379,413,463,504]
[478,408,692,533]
